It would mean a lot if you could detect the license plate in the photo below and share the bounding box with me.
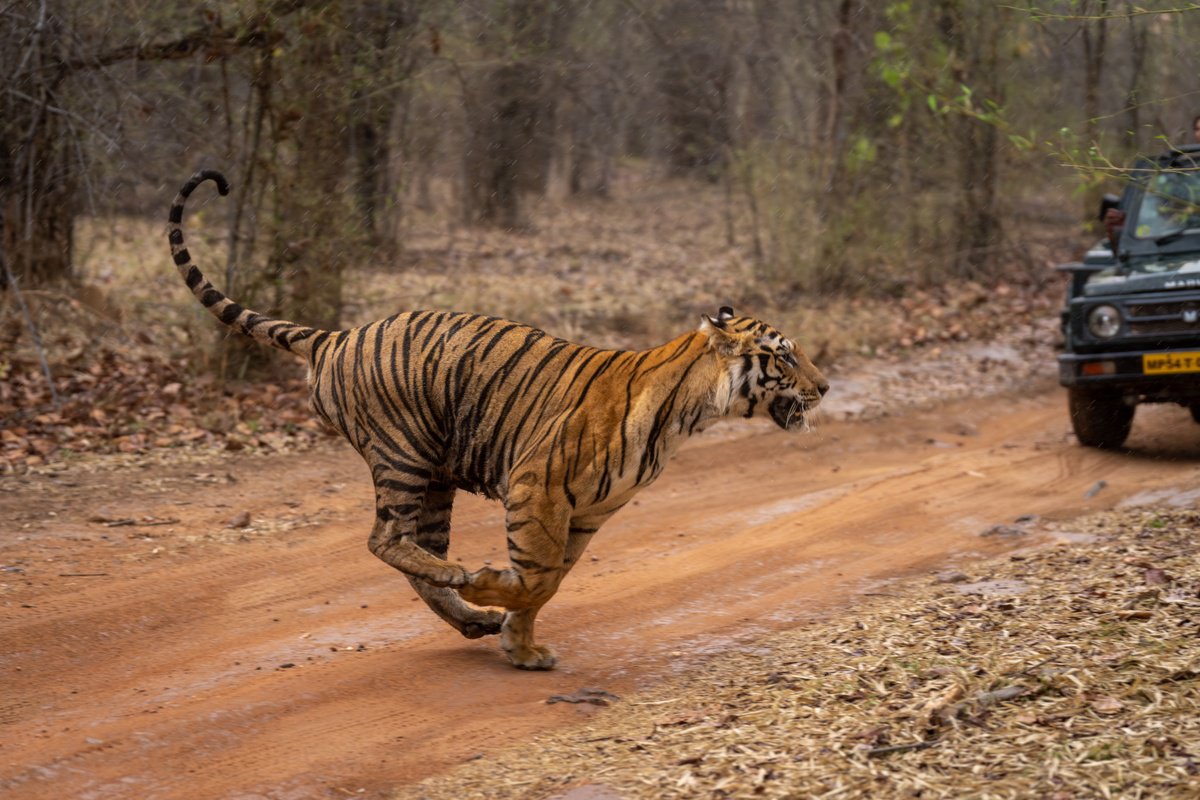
[1143,351,1200,374]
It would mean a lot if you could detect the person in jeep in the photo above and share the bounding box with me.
[1102,114,1200,246]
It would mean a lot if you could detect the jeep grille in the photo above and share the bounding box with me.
[1126,299,1200,335]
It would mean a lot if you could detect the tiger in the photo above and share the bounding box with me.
[168,169,829,670]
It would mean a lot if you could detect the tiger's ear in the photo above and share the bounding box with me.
[700,306,735,329]
[699,314,746,356]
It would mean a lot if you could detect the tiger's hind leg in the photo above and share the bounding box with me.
[456,480,587,669]
[404,481,501,639]
[368,472,501,638]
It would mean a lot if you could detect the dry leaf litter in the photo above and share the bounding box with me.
[407,507,1200,800]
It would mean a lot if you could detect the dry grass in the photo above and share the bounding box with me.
[64,164,1063,361]
[406,508,1200,800]
[346,168,1064,359]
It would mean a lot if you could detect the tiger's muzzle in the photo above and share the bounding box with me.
[768,396,808,430]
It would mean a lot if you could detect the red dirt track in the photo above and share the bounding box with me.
[3,384,1200,798]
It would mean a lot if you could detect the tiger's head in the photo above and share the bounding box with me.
[700,306,829,431]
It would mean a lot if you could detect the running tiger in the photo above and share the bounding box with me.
[168,169,829,669]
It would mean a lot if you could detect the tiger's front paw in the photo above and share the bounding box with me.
[504,642,558,670]
[456,566,521,607]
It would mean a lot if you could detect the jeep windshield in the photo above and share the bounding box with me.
[1126,151,1200,270]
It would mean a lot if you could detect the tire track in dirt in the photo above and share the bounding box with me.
[2,385,1199,799]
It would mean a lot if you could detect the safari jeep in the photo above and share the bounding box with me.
[1058,144,1200,449]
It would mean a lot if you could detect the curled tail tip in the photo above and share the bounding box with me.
[170,169,230,224]
[190,169,231,196]
[202,169,231,196]
[178,169,231,201]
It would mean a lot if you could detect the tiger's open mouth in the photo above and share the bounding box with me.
[768,396,806,430]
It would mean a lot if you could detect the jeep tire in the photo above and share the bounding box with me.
[1068,387,1134,449]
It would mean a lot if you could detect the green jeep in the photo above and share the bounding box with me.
[1058,144,1200,448]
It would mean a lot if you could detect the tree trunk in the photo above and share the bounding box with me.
[462,0,568,228]
[811,0,860,293]
[656,0,733,181]
[566,66,615,198]
[276,3,351,331]
[353,112,393,247]
[939,0,1002,278]
[463,63,542,229]
[1,141,76,288]
[1081,0,1108,226]
[1081,0,1108,146]
[1,8,75,288]
[349,0,418,253]
[1122,2,1147,156]
[821,0,856,193]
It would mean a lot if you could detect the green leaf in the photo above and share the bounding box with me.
[848,135,877,168]
[1007,133,1032,151]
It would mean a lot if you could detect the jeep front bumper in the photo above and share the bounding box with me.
[1059,348,1200,400]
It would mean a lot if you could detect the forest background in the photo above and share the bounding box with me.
[2,0,1200,469]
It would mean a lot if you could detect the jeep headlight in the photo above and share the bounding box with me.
[1087,304,1122,339]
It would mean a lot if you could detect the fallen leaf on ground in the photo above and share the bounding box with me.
[547,688,621,706]
[1143,568,1171,586]
[1090,696,1124,715]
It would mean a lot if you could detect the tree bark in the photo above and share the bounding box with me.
[938,0,1002,279]
[1122,1,1147,156]
[349,0,419,252]
[464,62,542,229]
[462,0,569,228]
[1081,0,1108,148]
[655,0,733,180]
[1,7,74,287]
[277,3,351,331]
[1080,0,1109,226]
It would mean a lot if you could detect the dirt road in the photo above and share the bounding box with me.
[3,380,1199,799]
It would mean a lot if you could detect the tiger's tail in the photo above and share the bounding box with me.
[167,169,322,357]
